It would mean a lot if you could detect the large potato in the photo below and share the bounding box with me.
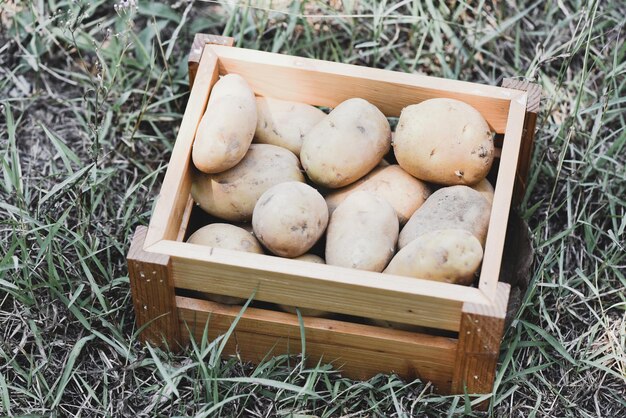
[252,182,328,257]
[191,144,305,222]
[192,74,257,173]
[393,98,494,185]
[398,185,491,249]
[326,191,398,272]
[325,165,430,225]
[254,97,326,155]
[187,223,264,254]
[384,229,483,285]
[207,73,255,105]
[301,98,391,188]
[471,178,494,204]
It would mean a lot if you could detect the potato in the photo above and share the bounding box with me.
[384,229,483,285]
[292,253,325,264]
[325,165,430,225]
[301,98,391,188]
[186,222,263,306]
[326,191,398,272]
[368,318,427,333]
[471,178,494,204]
[192,74,257,173]
[208,73,255,105]
[254,97,326,155]
[252,182,328,257]
[187,223,263,254]
[393,98,494,185]
[191,144,305,222]
[398,185,491,249]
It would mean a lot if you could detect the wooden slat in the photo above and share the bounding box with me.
[452,282,509,397]
[145,46,220,248]
[209,45,518,133]
[502,78,542,203]
[478,95,527,299]
[128,226,179,347]
[177,297,458,392]
[175,196,195,242]
[147,240,487,331]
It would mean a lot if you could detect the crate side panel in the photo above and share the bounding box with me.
[145,47,220,247]
[165,249,466,331]
[177,297,457,392]
[210,45,513,133]
[478,96,527,298]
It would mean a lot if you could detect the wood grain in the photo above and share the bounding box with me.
[177,296,458,392]
[188,34,234,88]
[208,45,519,133]
[147,239,491,331]
[127,226,180,347]
[478,95,527,299]
[452,282,509,397]
[502,78,542,203]
[145,46,220,248]
[175,196,195,242]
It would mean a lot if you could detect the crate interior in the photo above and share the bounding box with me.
[145,44,526,338]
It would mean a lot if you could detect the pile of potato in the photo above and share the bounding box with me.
[188,74,496,311]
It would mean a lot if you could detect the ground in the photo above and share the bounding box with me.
[0,1,624,417]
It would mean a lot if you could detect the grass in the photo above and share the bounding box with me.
[1,0,624,416]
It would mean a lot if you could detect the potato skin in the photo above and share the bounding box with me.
[187,223,264,254]
[191,144,305,222]
[471,178,494,204]
[393,98,494,185]
[254,97,326,155]
[208,73,255,105]
[326,191,399,272]
[193,74,257,173]
[301,98,391,188]
[325,165,431,225]
[252,182,329,258]
[398,185,491,249]
[292,254,325,264]
[384,229,483,285]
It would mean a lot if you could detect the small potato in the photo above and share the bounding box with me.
[368,318,427,333]
[325,165,431,225]
[187,223,264,254]
[326,191,398,272]
[186,222,263,306]
[193,74,257,173]
[384,229,483,285]
[398,185,491,249]
[254,97,326,155]
[277,305,331,318]
[393,98,494,185]
[253,182,328,258]
[191,144,305,222]
[292,253,325,264]
[301,98,391,188]
[471,178,494,204]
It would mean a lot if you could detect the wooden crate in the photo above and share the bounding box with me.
[127,34,540,397]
